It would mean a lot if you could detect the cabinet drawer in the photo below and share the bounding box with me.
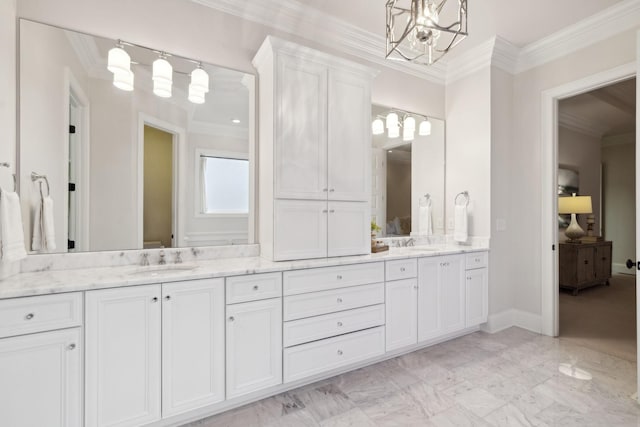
[283,262,384,296]
[226,272,282,304]
[283,304,385,347]
[284,283,384,321]
[0,293,82,339]
[284,326,385,383]
[386,259,418,281]
[465,252,488,270]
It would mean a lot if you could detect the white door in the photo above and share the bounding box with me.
[371,148,386,234]
[162,278,225,417]
[85,285,162,427]
[441,255,466,334]
[418,257,441,341]
[0,328,82,427]
[328,69,371,202]
[328,201,370,257]
[274,199,328,260]
[226,298,282,398]
[385,279,418,351]
[465,268,488,327]
[275,55,328,200]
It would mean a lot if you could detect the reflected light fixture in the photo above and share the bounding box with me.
[153,54,173,98]
[386,0,468,65]
[372,118,385,135]
[188,65,209,104]
[419,119,432,135]
[113,70,134,91]
[107,41,130,74]
[373,109,431,141]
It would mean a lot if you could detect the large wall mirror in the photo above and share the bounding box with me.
[371,104,445,238]
[19,19,255,254]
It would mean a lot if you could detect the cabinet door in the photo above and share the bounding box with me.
[226,298,282,399]
[274,199,328,260]
[440,255,466,334]
[162,279,225,417]
[85,285,162,427]
[576,247,595,284]
[595,243,612,281]
[386,279,418,351]
[327,201,370,257]
[418,257,441,341]
[466,268,488,327]
[275,55,328,200]
[0,328,81,427]
[328,69,371,201]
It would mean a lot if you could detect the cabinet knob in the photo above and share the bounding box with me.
[337,275,342,280]
[337,349,343,356]
[323,188,328,192]
[475,258,481,262]
[413,285,418,290]
[165,295,171,301]
[337,297,343,303]
[25,313,34,320]
[584,260,589,265]
[329,209,335,213]
[68,343,76,351]
[323,209,328,213]
[400,267,406,272]
[329,189,335,192]
[228,316,235,322]
[253,285,259,291]
[337,321,343,327]
[152,297,159,303]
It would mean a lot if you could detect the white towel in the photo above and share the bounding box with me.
[32,195,56,252]
[454,205,468,243]
[0,189,27,261]
[418,204,433,236]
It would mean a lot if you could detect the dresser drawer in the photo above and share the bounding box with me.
[284,326,385,383]
[0,293,83,338]
[284,283,384,321]
[465,252,488,270]
[226,272,282,304]
[385,259,418,281]
[283,304,385,347]
[283,262,384,296]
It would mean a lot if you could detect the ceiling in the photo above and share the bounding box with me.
[297,0,624,58]
[560,78,636,138]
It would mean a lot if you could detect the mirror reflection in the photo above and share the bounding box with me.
[371,105,445,238]
[19,19,254,254]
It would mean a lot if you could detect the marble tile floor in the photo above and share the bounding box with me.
[183,327,640,427]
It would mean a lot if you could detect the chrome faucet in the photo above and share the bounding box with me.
[159,250,166,265]
[406,238,415,247]
[140,253,150,266]
[174,251,182,264]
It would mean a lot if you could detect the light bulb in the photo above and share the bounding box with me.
[419,119,432,136]
[372,119,384,135]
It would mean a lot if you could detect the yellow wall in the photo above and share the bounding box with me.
[143,125,173,248]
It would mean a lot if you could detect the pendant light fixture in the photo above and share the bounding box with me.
[188,65,209,104]
[113,70,134,91]
[153,54,173,98]
[107,41,130,74]
[372,118,385,135]
[372,109,432,140]
[419,119,432,136]
[386,0,468,65]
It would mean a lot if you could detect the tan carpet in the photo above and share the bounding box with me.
[560,274,637,362]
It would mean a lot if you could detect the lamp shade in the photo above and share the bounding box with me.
[403,116,416,131]
[388,124,400,138]
[558,195,592,214]
[190,67,209,93]
[153,78,172,98]
[419,119,432,136]
[153,57,173,83]
[188,86,206,104]
[403,126,414,141]
[113,70,134,91]
[386,112,398,129]
[107,46,130,74]
[371,119,384,135]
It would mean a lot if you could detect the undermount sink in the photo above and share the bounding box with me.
[128,263,198,277]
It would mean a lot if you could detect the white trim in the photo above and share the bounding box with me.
[558,111,608,138]
[446,38,495,85]
[481,309,542,334]
[541,61,636,337]
[602,132,636,147]
[183,231,249,246]
[241,74,256,245]
[613,263,636,276]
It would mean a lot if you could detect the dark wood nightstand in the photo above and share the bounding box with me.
[559,241,612,295]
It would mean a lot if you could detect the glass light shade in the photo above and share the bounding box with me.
[372,119,384,135]
[403,116,416,131]
[403,126,414,141]
[188,85,206,104]
[153,57,173,83]
[153,78,172,98]
[112,69,134,91]
[386,112,399,129]
[558,195,592,214]
[190,67,209,93]
[388,125,400,139]
[419,119,432,135]
[107,46,130,74]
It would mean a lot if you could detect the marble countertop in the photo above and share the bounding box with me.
[0,245,488,299]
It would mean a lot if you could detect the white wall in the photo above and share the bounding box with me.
[557,126,602,237]
[602,134,635,273]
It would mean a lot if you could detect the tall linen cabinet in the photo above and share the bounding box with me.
[253,36,377,261]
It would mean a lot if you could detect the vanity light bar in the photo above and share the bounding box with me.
[106,40,210,104]
[372,108,432,139]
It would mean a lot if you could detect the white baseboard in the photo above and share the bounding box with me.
[482,309,542,334]
[613,262,635,276]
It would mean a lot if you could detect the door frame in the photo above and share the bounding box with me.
[137,114,186,248]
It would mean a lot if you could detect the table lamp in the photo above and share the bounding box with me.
[558,194,592,242]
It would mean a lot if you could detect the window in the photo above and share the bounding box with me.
[200,155,249,214]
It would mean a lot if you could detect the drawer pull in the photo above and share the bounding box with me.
[337,321,343,327]
[475,258,481,262]
[584,260,589,265]
[337,275,343,280]
[228,316,235,322]
[253,285,259,291]
[413,285,418,290]
[152,297,159,303]
[164,295,171,301]
[337,349,343,356]
[337,298,343,303]
[25,313,34,320]
[68,343,76,351]
[400,267,406,272]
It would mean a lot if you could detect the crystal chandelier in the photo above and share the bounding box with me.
[386,0,468,65]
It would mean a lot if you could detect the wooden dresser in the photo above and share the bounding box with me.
[559,241,612,295]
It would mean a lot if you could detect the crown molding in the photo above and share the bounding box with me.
[445,38,494,85]
[191,0,446,84]
[601,132,635,147]
[558,111,607,138]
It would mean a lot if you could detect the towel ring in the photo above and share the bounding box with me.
[0,162,16,192]
[455,191,469,207]
[31,172,50,197]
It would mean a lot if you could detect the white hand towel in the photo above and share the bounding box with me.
[454,205,468,243]
[32,195,56,252]
[418,204,433,236]
[0,189,27,261]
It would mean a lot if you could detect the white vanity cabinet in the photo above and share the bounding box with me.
[0,293,83,427]
[253,36,376,261]
[85,278,225,427]
[385,259,418,352]
[225,273,283,399]
[465,252,489,327]
[417,254,466,342]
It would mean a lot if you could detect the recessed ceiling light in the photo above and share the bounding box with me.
[388,150,393,153]
[231,119,241,124]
